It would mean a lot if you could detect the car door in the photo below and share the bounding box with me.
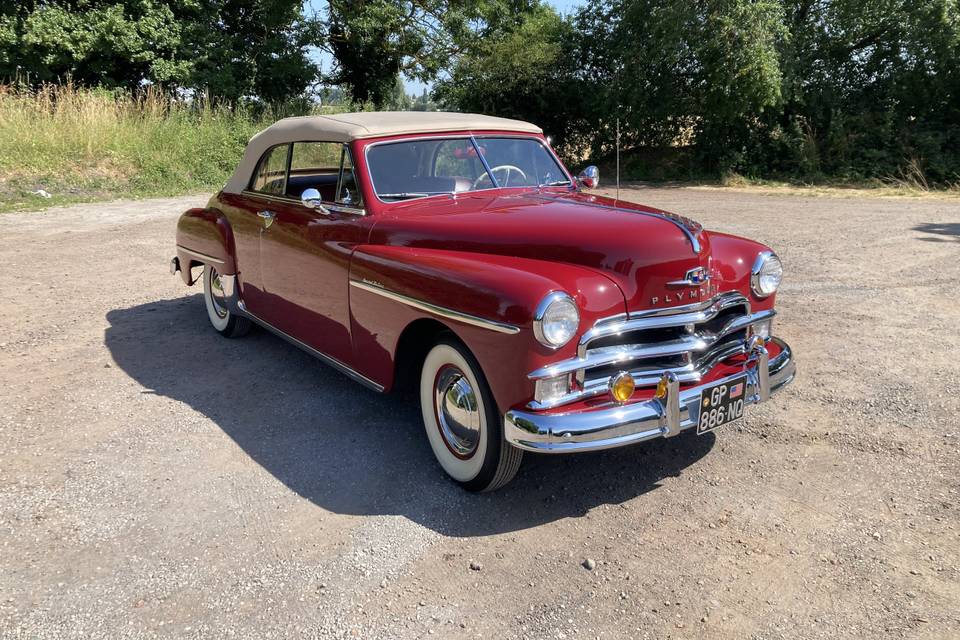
[218,142,290,316]
[256,141,367,365]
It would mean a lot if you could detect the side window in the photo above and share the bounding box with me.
[250,144,289,195]
[289,141,342,201]
[337,147,363,207]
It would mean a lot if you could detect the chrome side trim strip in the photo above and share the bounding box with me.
[176,245,225,265]
[349,280,521,335]
[240,190,367,216]
[215,274,384,392]
[243,307,385,392]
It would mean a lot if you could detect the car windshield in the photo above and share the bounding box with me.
[366,136,571,201]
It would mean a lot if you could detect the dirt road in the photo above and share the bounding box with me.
[1,188,958,639]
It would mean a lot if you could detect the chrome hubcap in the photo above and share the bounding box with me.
[434,366,481,458]
[209,268,228,319]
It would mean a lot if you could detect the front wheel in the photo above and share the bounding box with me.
[420,338,523,492]
[202,265,251,338]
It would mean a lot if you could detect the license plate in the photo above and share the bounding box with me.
[696,376,747,435]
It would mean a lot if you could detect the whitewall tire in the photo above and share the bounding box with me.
[202,265,251,338]
[420,338,522,492]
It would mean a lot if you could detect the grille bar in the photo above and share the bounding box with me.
[527,292,772,411]
[529,308,771,380]
[576,291,747,359]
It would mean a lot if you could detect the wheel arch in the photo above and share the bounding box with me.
[175,206,239,285]
[393,318,463,394]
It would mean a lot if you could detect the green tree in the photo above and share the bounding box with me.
[766,0,960,182]
[184,0,323,104]
[411,87,436,110]
[592,0,787,172]
[434,2,586,153]
[325,0,522,106]
[0,0,187,88]
[382,75,413,109]
[0,0,323,104]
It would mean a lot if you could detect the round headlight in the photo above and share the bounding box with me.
[533,292,580,348]
[751,251,783,298]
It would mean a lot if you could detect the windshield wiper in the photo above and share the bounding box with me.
[378,192,433,200]
[539,180,572,187]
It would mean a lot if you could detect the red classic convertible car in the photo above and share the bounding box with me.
[171,112,796,491]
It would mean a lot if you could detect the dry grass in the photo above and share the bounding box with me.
[0,83,277,212]
[3,84,958,212]
[711,171,960,199]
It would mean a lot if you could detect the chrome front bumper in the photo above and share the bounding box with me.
[504,336,796,453]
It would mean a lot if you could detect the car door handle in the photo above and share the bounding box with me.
[257,210,276,228]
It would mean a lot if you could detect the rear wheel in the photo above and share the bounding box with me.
[420,338,522,492]
[203,265,250,338]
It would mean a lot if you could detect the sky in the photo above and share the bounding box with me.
[305,0,583,95]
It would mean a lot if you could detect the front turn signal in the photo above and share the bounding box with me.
[610,371,635,404]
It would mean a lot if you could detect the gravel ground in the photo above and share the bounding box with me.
[1,187,958,639]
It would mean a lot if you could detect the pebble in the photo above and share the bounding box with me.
[469,561,482,572]
[582,558,596,571]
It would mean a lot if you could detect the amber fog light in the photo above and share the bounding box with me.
[610,371,635,404]
[654,376,668,400]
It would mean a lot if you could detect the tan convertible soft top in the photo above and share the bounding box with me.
[223,111,542,194]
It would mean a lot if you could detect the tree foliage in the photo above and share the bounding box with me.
[434,2,584,152]
[2,0,957,183]
[325,0,511,105]
[440,0,960,184]
[0,0,322,104]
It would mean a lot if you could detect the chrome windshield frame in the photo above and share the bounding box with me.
[362,133,573,205]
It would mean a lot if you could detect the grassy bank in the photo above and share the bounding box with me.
[2,84,957,213]
[0,84,280,213]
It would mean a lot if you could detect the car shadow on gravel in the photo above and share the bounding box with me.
[105,296,715,537]
[913,222,960,242]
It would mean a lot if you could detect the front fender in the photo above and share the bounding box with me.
[175,207,238,285]
[707,231,777,312]
[348,246,627,411]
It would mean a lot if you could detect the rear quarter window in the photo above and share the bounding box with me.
[249,144,289,195]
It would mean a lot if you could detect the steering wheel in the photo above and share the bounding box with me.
[472,165,528,189]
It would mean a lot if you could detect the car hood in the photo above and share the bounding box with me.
[371,190,718,312]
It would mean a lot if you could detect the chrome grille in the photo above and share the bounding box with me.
[528,292,774,409]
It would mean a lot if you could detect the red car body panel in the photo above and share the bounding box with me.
[176,129,780,415]
[349,245,626,407]
[175,207,238,283]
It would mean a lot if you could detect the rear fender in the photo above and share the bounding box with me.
[175,207,238,285]
[348,246,627,411]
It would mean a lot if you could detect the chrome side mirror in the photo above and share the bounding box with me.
[301,188,331,214]
[577,166,599,189]
[301,188,322,209]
